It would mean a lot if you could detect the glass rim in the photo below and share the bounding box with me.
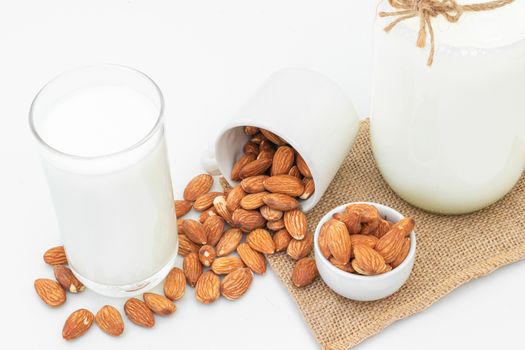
[28,63,165,161]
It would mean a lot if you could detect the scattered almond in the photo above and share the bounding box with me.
[174,200,193,218]
[291,257,318,287]
[221,268,254,300]
[211,256,245,275]
[203,215,225,246]
[216,228,243,257]
[34,278,66,307]
[194,192,223,212]
[53,265,85,293]
[264,175,304,197]
[62,308,94,340]
[95,305,124,336]
[198,245,217,267]
[195,271,220,304]
[247,228,275,254]
[271,146,295,176]
[183,174,213,202]
[262,193,299,211]
[232,208,266,232]
[43,245,68,265]
[178,234,199,257]
[241,175,268,194]
[283,209,307,240]
[182,219,207,245]
[226,185,246,212]
[287,232,314,260]
[163,267,186,301]
[260,205,283,221]
[144,293,176,316]
[213,195,234,225]
[183,252,202,287]
[267,219,285,231]
[240,191,269,210]
[237,243,266,275]
[273,229,293,252]
[124,298,155,328]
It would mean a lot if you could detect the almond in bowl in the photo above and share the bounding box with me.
[314,202,416,301]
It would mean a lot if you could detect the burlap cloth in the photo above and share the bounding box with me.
[267,120,525,350]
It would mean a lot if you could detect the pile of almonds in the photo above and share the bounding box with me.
[319,204,414,275]
[176,126,320,299]
[35,246,179,340]
[34,126,323,340]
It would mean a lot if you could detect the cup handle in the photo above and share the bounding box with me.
[200,145,222,176]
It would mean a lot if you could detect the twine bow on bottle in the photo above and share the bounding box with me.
[378,0,514,66]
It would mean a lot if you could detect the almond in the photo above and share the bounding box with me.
[182,219,207,245]
[243,141,259,155]
[262,193,299,211]
[238,158,272,179]
[213,195,234,225]
[231,154,256,181]
[353,245,388,276]
[240,191,269,210]
[163,267,186,301]
[247,228,275,254]
[178,234,199,256]
[273,229,292,252]
[194,192,223,212]
[326,220,352,265]
[318,220,333,259]
[260,205,283,221]
[291,257,318,288]
[351,259,392,275]
[177,218,185,234]
[287,232,314,260]
[296,154,312,177]
[53,265,85,293]
[263,175,304,197]
[143,293,176,316]
[244,126,259,135]
[329,257,355,273]
[389,217,415,237]
[95,305,124,336]
[346,203,380,224]
[260,128,287,146]
[300,177,315,200]
[183,252,202,287]
[198,245,217,267]
[183,174,213,202]
[195,271,220,304]
[266,219,285,231]
[43,245,67,265]
[372,219,393,238]
[221,268,254,300]
[375,227,405,264]
[216,228,243,257]
[124,298,155,328]
[360,220,380,235]
[226,185,246,212]
[62,309,94,340]
[288,165,301,178]
[283,209,307,240]
[211,256,245,275]
[271,146,295,176]
[34,278,66,307]
[203,215,225,246]
[391,238,411,268]
[232,208,266,232]
[240,175,269,193]
[237,243,266,275]
[257,148,275,161]
[350,234,378,250]
[174,200,193,218]
[333,211,361,234]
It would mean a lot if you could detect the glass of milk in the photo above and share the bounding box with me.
[371,1,525,214]
[29,64,178,297]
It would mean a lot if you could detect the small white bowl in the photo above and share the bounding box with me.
[314,202,416,301]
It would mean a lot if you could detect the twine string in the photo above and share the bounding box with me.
[379,0,514,66]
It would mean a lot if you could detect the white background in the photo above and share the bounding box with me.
[1,0,524,349]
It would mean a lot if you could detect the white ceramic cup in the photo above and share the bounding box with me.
[314,202,416,301]
[201,68,360,212]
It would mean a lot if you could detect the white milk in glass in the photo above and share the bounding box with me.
[371,0,525,214]
[35,80,177,295]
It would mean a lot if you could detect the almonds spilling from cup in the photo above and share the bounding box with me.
[319,204,414,275]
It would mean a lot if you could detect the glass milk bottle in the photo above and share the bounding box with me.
[29,65,178,297]
[370,1,525,214]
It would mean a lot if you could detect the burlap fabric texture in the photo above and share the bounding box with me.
[267,120,525,350]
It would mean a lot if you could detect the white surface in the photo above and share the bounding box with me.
[214,68,359,212]
[1,0,524,349]
[314,202,415,301]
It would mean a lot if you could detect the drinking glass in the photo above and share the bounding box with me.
[29,64,178,297]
